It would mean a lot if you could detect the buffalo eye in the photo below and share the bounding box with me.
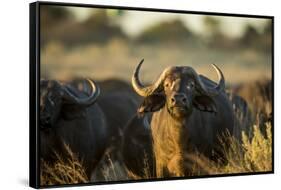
[165,82,170,88]
[187,81,195,90]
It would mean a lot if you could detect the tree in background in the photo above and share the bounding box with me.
[203,16,221,38]
[41,8,128,48]
[240,24,259,47]
[135,19,197,46]
[41,6,74,47]
[203,16,233,48]
[240,20,271,52]
[260,20,272,52]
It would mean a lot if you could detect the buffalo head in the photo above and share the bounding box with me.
[132,59,225,119]
[40,79,100,128]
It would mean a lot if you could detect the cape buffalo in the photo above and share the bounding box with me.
[123,59,234,178]
[228,93,252,140]
[90,90,140,181]
[122,113,156,179]
[232,79,272,126]
[40,79,108,177]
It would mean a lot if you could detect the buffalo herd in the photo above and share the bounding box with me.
[40,59,272,180]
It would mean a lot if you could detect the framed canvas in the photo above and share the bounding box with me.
[29,1,274,188]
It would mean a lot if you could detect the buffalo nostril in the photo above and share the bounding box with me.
[182,97,187,102]
[171,98,175,103]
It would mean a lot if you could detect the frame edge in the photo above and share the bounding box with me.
[29,1,40,189]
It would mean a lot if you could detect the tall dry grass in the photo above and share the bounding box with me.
[207,122,272,175]
[90,148,129,182]
[40,120,272,186]
[40,143,89,186]
[40,83,272,185]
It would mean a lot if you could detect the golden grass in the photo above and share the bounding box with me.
[134,122,272,178]
[94,151,129,182]
[241,123,272,172]
[40,83,272,185]
[212,122,272,174]
[126,152,155,180]
[40,143,89,186]
[40,121,272,185]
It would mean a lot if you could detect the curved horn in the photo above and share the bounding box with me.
[132,59,172,97]
[211,64,225,92]
[62,78,100,106]
[184,64,225,96]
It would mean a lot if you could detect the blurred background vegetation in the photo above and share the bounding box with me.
[40,5,272,85]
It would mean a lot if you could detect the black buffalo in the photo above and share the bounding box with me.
[228,93,252,140]
[40,79,108,177]
[232,79,272,126]
[122,113,155,179]
[122,59,235,177]
[90,80,140,181]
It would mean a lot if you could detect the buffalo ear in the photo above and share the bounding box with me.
[193,95,217,113]
[138,94,165,115]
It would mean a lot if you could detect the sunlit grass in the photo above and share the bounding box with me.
[40,81,272,185]
[211,122,272,174]
[40,121,272,186]
[40,143,89,186]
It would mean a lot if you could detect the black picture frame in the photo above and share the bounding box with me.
[30,1,274,188]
